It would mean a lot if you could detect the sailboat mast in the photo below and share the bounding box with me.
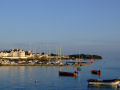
[60,48,63,64]
[79,50,80,60]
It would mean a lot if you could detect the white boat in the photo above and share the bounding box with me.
[88,79,120,86]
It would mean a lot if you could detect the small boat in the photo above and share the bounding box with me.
[88,79,120,86]
[88,84,119,89]
[59,71,77,77]
[77,67,81,71]
[91,69,101,75]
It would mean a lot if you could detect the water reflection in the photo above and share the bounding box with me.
[88,85,120,90]
[0,58,120,90]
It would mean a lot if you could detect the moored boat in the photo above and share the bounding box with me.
[88,79,120,86]
[59,71,77,77]
[91,69,101,75]
[77,67,81,71]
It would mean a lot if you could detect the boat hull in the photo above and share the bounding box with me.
[59,71,77,77]
[88,79,120,86]
[91,70,101,75]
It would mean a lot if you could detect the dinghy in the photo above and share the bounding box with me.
[91,70,101,75]
[59,71,77,77]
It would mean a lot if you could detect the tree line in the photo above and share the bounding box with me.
[69,54,102,59]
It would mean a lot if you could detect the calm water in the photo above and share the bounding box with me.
[0,58,120,90]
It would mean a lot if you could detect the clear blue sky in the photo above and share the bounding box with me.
[0,0,120,56]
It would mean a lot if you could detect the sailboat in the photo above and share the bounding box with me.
[54,48,63,65]
[59,48,63,65]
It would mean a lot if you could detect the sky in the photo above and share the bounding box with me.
[0,0,120,57]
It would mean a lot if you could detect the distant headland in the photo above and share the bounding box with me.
[69,54,102,60]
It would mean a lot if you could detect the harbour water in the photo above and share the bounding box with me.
[0,57,120,90]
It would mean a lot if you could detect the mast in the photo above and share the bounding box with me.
[79,50,80,61]
[49,48,51,62]
[39,46,41,55]
[56,47,58,60]
[60,48,63,65]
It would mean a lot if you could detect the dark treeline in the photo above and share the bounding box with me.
[69,54,102,59]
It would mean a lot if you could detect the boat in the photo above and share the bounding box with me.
[77,67,81,71]
[88,79,120,86]
[59,71,77,77]
[88,84,119,89]
[91,69,101,75]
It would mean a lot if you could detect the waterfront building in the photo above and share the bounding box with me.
[0,49,33,59]
[18,49,25,57]
[0,51,10,57]
[25,50,34,58]
[0,49,69,60]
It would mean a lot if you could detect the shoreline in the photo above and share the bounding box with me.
[0,62,94,67]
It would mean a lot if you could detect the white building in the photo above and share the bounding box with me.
[18,49,25,57]
[0,52,9,57]
[0,49,31,59]
[10,49,25,57]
